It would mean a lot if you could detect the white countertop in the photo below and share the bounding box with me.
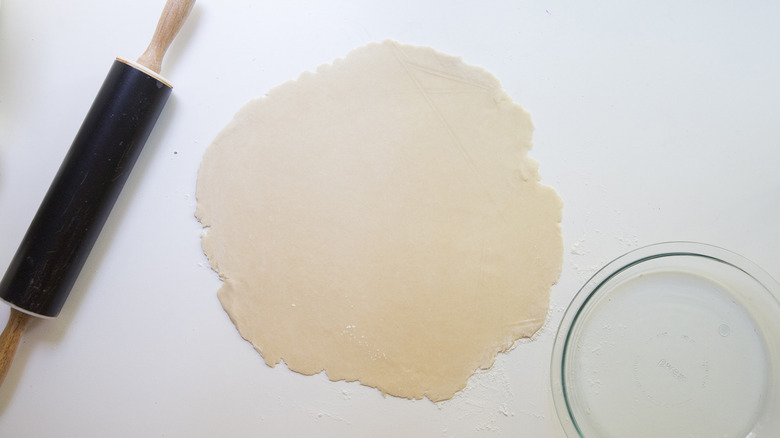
[1,0,779,436]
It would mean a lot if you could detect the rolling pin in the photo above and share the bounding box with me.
[0,0,195,386]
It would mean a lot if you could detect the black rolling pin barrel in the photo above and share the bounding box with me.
[0,0,195,387]
[0,60,171,317]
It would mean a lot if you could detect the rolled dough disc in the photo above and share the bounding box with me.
[195,40,562,401]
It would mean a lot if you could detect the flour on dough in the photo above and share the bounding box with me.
[195,40,562,402]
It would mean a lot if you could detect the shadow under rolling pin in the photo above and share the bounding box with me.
[0,0,196,387]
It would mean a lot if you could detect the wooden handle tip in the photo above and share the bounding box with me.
[0,308,31,387]
[137,0,196,74]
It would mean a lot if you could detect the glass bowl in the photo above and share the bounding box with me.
[552,242,780,437]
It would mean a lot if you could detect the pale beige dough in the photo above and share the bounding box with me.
[196,40,562,401]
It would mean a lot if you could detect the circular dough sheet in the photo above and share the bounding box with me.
[195,40,562,401]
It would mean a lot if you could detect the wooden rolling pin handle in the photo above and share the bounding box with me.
[0,309,31,387]
[137,0,195,73]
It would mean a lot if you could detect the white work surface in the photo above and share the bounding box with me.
[1,1,779,436]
